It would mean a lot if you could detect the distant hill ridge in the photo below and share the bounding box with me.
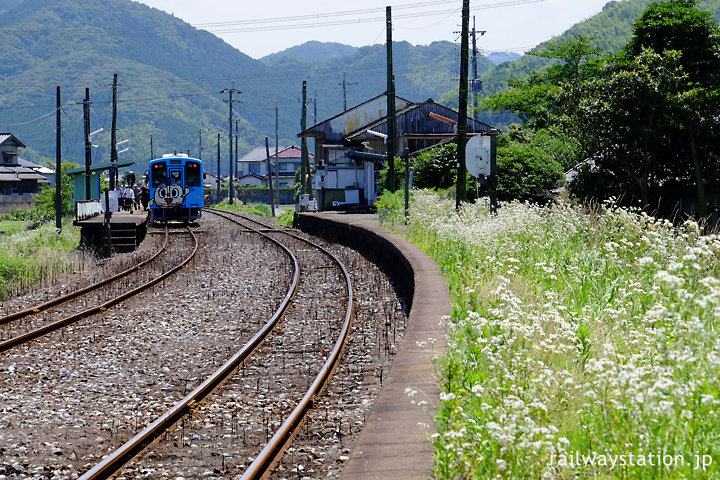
[2,0,717,171]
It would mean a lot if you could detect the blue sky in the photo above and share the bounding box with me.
[137,0,612,59]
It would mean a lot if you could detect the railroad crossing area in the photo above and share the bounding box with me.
[73,209,149,255]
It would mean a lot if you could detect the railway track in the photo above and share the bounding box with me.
[0,227,198,353]
[0,212,406,479]
[77,209,353,479]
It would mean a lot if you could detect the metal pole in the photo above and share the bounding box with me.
[386,6,397,192]
[265,136,275,217]
[404,148,410,224]
[456,0,470,211]
[228,89,234,205]
[217,133,221,204]
[275,103,280,207]
[83,88,92,200]
[55,85,62,231]
[110,73,118,190]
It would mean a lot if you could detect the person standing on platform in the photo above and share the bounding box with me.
[123,184,135,213]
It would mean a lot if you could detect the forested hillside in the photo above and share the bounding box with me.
[3,0,717,176]
[468,0,720,125]
[0,0,488,175]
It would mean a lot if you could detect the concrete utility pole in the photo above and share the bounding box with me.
[471,17,485,122]
[216,132,221,204]
[274,102,280,206]
[222,85,241,205]
[301,80,312,199]
[198,129,202,160]
[55,86,62,231]
[83,88,92,200]
[265,136,275,217]
[339,72,358,111]
[456,0,470,211]
[386,6,397,192]
[110,73,118,190]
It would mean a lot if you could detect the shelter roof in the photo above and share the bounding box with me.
[66,159,135,175]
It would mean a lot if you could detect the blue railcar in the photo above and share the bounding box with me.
[148,154,203,223]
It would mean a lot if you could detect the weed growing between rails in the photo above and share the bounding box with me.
[0,218,80,299]
[380,190,720,480]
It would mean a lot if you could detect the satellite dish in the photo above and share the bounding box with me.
[465,135,491,178]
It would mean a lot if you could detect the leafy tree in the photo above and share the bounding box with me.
[413,143,457,189]
[568,0,720,211]
[495,125,565,201]
[31,161,78,222]
[483,36,604,131]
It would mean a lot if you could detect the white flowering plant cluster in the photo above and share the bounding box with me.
[383,191,720,479]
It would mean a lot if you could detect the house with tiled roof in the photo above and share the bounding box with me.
[237,145,312,188]
[0,133,52,212]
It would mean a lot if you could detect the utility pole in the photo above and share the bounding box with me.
[274,102,280,206]
[471,17,485,122]
[300,80,310,199]
[386,6,397,193]
[110,73,118,190]
[456,0,470,211]
[339,72,358,111]
[150,135,154,160]
[198,129,202,160]
[300,81,311,199]
[265,136,275,217]
[222,85,241,205]
[83,88,92,200]
[235,120,239,187]
[55,85,62,231]
[216,132,221,204]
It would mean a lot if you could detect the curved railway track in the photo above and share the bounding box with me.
[78,209,354,480]
[0,226,199,353]
[0,211,406,479]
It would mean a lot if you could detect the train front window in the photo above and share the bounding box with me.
[186,162,201,187]
[151,162,167,187]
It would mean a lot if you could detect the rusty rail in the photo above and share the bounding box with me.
[232,210,354,479]
[79,211,301,480]
[0,227,169,326]
[0,227,195,354]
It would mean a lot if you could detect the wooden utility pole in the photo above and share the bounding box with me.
[55,86,62,231]
[386,6,397,192]
[456,0,470,211]
[83,88,92,200]
[222,85,241,205]
[265,136,275,217]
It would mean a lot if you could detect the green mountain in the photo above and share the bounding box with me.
[261,41,359,63]
[477,0,720,102]
[0,0,492,176]
[4,0,717,176]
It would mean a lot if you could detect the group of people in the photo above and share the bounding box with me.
[116,181,150,212]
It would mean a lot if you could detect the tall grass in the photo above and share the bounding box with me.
[382,190,720,479]
[0,218,81,299]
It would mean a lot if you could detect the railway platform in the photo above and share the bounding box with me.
[74,209,150,255]
[295,212,450,480]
